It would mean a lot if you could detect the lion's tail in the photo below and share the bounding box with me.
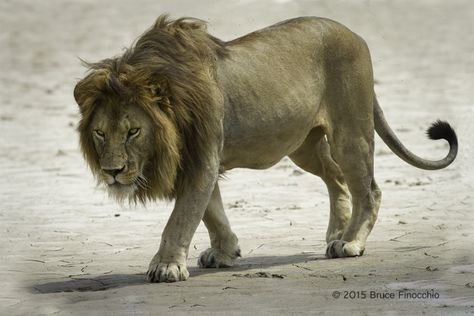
[374,96,458,170]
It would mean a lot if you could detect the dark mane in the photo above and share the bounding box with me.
[74,15,226,202]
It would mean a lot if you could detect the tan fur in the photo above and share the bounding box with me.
[74,16,457,283]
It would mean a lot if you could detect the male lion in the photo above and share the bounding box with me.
[74,16,458,283]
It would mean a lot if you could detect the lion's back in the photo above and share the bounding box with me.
[226,16,351,48]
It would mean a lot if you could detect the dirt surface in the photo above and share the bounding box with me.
[1,0,473,315]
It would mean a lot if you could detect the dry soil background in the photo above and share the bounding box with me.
[1,0,473,315]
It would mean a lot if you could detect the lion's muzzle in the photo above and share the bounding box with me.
[102,166,125,178]
[101,165,126,185]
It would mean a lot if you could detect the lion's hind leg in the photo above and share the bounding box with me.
[321,41,383,258]
[324,108,382,258]
[324,149,382,258]
[198,182,241,268]
[289,128,352,244]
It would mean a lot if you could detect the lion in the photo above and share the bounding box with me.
[73,15,458,283]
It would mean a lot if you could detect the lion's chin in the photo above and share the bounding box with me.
[106,182,138,203]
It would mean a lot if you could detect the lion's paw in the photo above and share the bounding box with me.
[198,247,241,268]
[325,240,365,258]
[146,261,189,283]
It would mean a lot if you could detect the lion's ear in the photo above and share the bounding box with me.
[73,79,87,107]
[74,70,109,108]
[150,82,168,99]
[149,83,172,108]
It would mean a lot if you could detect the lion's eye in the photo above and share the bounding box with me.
[128,128,140,138]
[94,130,105,140]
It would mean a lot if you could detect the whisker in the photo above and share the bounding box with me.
[135,175,150,190]
[139,174,149,184]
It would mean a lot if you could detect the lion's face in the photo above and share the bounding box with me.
[75,15,222,203]
[89,101,154,200]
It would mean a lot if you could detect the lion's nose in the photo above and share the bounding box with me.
[102,166,125,177]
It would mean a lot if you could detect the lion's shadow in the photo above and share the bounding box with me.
[31,253,324,293]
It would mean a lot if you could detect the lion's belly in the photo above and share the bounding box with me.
[221,137,308,170]
[220,102,321,170]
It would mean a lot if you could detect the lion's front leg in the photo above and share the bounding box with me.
[198,182,241,268]
[147,161,219,283]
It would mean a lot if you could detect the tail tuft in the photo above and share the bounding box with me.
[427,120,458,146]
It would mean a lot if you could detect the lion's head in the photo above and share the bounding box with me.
[73,15,226,203]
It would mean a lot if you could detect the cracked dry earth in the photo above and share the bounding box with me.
[1,0,473,315]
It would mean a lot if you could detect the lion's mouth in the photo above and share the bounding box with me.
[109,181,127,187]
[103,172,137,186]
[106,180,139,202]
[102,170,147,202]
[107,179,137,190]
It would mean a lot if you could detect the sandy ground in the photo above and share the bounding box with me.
[1,0,473,315]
